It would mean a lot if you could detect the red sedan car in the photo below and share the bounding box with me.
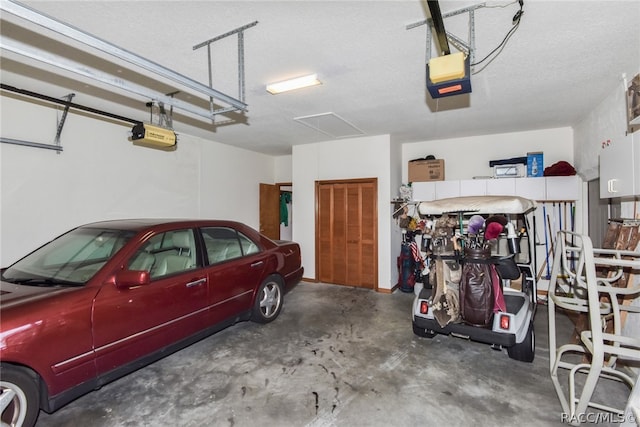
[0,219,303,427]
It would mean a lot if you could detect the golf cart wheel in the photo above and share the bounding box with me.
[507,321,535,362]
[413,323,436,338]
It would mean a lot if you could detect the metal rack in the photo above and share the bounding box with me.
[0,0,251,120]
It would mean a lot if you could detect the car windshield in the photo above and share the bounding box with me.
[2,227,134,286]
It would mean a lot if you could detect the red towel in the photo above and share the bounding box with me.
[543,160,576,176]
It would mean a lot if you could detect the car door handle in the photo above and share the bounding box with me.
[186,278,207,288]
[250,261,264,268]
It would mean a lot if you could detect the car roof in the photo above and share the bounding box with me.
[79,219,247,233]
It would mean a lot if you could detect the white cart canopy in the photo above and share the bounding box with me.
[418,195,537,216]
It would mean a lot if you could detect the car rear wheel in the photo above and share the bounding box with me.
[0,365,40,427]
[507,321,535,362]
[251,276,283,323]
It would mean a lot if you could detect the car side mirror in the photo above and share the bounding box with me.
[114,270,151,289]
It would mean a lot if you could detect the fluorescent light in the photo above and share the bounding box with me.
[266,74,321,94]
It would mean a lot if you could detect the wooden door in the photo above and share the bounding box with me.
[316,179,377,289]
[259,183,280,240]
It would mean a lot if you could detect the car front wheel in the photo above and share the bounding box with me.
[251,276,283,323]
[0,365,40,427]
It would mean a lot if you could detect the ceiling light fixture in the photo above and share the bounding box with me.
[266,74,321,94]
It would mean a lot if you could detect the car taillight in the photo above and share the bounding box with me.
[420,300,429,314]
[499,314,510,330]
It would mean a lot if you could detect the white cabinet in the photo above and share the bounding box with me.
[515,177,546,200]
[411,182,435,201]
[486,178,516,195]
[435,180,460,199]
[600,139,640,198]
[460,179,487,196]
[411,180,462,200]
[412,176,583,201]
[545,176,582,201]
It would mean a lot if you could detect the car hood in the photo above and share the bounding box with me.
[0,279,77,309]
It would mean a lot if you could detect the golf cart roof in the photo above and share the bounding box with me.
[418,195,537,216]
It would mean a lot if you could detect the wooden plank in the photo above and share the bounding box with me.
[602,223,639,332]
[619,226,639,326]
[602,222,621,249]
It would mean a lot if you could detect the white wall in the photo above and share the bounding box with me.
[402,127,574,182]
[274,156,294,241]
[574,76,636,181]
[274,155,292,183]
[389,138,404,288]
[573,67,640,340]
[292,135,393,290]
[0,93,274,265]
[198,140,274,225]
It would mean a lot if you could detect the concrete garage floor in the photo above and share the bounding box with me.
[37,281,632,427]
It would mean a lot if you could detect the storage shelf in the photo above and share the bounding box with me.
[410,176,582,202]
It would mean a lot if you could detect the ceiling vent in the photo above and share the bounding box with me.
[293,112,364,139]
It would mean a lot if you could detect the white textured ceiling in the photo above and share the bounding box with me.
[1,0,639,155]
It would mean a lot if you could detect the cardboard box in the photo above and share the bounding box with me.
[527,152,543,177]
[408,159,445,182]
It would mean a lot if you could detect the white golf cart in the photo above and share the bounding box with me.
[411,195,538,362]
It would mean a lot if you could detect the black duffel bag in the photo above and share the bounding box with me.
[460,247,494,327]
